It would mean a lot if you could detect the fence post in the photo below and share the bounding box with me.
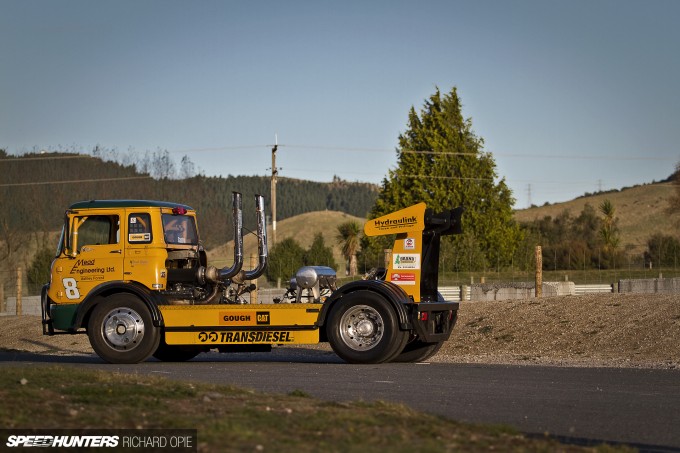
[250,254,258,304]
[16,267,22,316]
[535,246,542,298]
[0,283,4,313]
[384,249,392,270]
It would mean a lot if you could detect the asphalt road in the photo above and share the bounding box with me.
[2,349,679,451]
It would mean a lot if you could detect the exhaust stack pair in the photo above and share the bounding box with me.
[218,192,268,282]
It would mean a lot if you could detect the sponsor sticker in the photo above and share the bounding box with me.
[404,238,416,250]
[219,311,270,326]
[390,273,416,285]
[220,312,255,326]
[372,215,418,231]
[69,259,113,275]
[198,331,294,343]
[392,253,420,270]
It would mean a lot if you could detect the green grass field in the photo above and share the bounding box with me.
[0,366,630,452]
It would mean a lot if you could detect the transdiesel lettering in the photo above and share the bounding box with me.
[198,331,293,343]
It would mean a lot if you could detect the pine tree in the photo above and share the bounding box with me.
[265,238,306,283]
[363,87,522,270]
[27,246,54,293]
[304,233,338,270]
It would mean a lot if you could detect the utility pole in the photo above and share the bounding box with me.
[535,246,542,298]
[527,184,532,208]
[271,137,278,246]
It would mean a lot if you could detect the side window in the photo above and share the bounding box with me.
[78,215,119,248]
[162,214,198,245]
[128,213,152,243]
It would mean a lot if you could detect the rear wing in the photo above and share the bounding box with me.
[365,203,463,302]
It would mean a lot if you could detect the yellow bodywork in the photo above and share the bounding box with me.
[47,199,437,348]
[161,304,322,345]
[48,205,194,305]
[364,203,427,301]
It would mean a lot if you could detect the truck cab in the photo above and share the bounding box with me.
[46,200,201,331]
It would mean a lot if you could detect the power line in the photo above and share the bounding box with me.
[398,174,492,181]
[0,155,94,162]
[3,145,676,161]
[399,149,677,161]
[0,176,152,188]
[166,145,270,153]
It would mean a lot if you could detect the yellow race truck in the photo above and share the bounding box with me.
[42,192,462,364]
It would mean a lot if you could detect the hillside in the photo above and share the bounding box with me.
[0,152,378,249]
[206,210,366,278]
[514,181,677,254]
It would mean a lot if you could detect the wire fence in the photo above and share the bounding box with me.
[3,246,679,314]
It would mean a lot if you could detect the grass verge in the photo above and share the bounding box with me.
[0,366,631,452]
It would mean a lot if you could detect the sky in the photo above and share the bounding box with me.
[1,0,679,208]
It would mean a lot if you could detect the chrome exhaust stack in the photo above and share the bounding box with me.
[218,192,244,280]
[243,194,268,280]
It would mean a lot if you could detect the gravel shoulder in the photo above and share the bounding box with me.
[1,293,678,368]
[440,292,680,369]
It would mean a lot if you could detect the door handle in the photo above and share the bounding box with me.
[110,250,122,254]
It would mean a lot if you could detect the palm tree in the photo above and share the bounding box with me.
[336,221,361,276]
[599,199,620,252]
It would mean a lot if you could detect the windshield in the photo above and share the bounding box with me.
[162,214,198,245]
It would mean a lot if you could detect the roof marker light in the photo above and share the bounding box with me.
[172,207,187,215]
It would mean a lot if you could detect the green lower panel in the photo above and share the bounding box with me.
[50,304,79,331]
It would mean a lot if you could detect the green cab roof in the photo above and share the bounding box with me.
[68,200,194,210]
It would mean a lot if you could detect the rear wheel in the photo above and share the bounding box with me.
[87,294,160,364]
[327,291,408,364]
[393,339,444,363]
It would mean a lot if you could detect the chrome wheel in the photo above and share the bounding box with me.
[327,290,408,364]
[102,307,145,350]
[338,304,384,351]
[88,295,159,364]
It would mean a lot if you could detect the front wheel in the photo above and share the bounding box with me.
[327,291,408,364]
[87,294,160,364]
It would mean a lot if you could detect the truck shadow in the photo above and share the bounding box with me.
[0,347,344,364]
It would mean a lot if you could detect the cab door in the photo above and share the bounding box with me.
[53,210,125,303]
[123,209,167,290]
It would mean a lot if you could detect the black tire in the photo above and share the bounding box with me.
[153,336,203,362]
[393,339,444,363]
[327,290,408,364]
[87,294,160,364]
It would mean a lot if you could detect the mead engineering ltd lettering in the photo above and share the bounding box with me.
[373,215,418,231]
[69,259,114,275]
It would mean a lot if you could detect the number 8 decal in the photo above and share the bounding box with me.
[62,278,81,300]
